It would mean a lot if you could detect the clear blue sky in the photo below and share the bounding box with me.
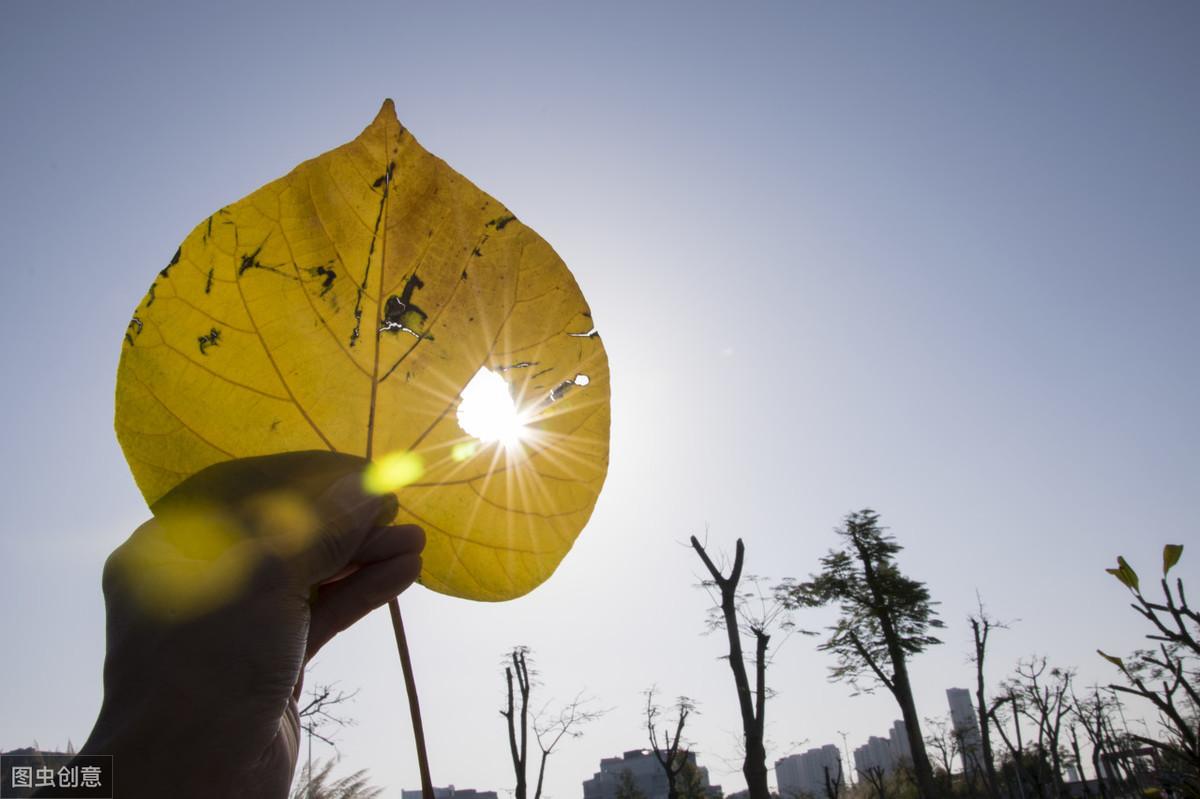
[2,2,1197,797]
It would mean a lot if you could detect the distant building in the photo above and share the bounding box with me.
[852,721,911,778]
[582,749,721,799]
[776,745,843,798]
[946,688,984,775]
[889,721,912,764]
[401,786,498,799]
[853,736,895,777]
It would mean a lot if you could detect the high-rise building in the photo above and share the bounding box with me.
[853,736,896,777]
[888,721,912,764]
[852,720,913,779]
[775,745,843,798]
[582,749,721,799]
[946,687,984,775]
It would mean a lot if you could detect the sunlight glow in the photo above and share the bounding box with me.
[363,450,425,494]
[457,368,528,447]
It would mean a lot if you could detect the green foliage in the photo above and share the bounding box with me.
[290,759,383,799]
[1164,544,1184,577]
[1105,556,1140,591]
[1100,544,1199,797]
[615,769,647,799]
[776,510,943,693]
[678,757,715,799]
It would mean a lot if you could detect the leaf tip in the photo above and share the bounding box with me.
[376,97,397,123]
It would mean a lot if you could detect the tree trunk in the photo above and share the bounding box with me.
[1069,731,1089,798]
[503,651,531,799]
[534,751,548,799]
[888,660,940,799]
[971,619,1001,799]
[691,537,771,799]
[858,543,938,799]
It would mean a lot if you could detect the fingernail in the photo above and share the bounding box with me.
[376,494,400,526]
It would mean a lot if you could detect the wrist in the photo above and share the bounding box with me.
[79,704,241,798]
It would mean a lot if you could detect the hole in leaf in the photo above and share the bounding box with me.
[546,373,591,404]
[456,368,528,448]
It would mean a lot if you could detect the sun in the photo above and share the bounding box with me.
[456,368,529,448]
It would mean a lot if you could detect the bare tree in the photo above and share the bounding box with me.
[298,682,360,799]
[501,647,604,799]
[925,715,960,796]
[646,688,696,799]
[692,535,787,799]
[1070,685,1121,799]
[1066,724,1090,798]
[502,647,534,799]
[1002,658,1074,799]
[533,692,606,799]
[1022,658,1074,797]
[859,765,890,799]
[822,762,844,799]
[299,683,360,748]
[989,686,1030,799]
[968,599,1008,799]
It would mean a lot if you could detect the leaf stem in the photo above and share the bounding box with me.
[388,597,433,799]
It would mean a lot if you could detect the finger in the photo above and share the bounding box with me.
[151,451,368,517]
[305,525,424,660]
[315,520,423,584]
[305,552,422,659]
[300,475,400,585]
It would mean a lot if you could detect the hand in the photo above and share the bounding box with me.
[78,451,424,798]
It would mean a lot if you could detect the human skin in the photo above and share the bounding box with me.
[75,452,424,798]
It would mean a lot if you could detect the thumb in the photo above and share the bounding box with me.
[300,474,398,585]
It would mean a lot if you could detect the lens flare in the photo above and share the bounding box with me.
[363,450,425,494]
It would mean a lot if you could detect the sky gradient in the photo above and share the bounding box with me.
[1,2,1197,798]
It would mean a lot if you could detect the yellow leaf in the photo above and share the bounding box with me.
[115,100,610,601]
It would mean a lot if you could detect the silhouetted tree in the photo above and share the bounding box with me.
[615,769,647,799]
[298,682,360,799]
[1099,545,1199,798]
[1011,657,1073,797]
[859,765,891,799]
[534,690,606,799]
[501,647,604,799]
[678,756,714,799]
[1070,686,1120,799]
[646,688,696,799]
[502,647,534,799]
[823,762,844,799]
[692,535,787,799]
[988,687,1030,799]
[777,510,943,799]
[968,600,1007,799]
[996,749,1054,799]
[924,715,959,796]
